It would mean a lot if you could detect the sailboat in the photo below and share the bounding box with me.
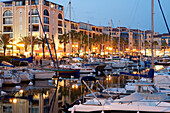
[40,1,80,79]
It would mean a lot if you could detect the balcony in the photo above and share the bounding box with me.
[15,1,25,6]
[58,24,62,27]
[71,27,78,30]
[3,21,13,25]
[58,31,62,34]
[3,29,13,32]
[29,25,39,32]
[3,2,12,7]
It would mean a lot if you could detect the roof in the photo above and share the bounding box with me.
[120,92,144,102]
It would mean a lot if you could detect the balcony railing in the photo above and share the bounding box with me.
[32,28,39,31]
[71,27,78,30]
[3,3,12,7]
[58,31,62,34]
[3,21,13,24]
[58,24,62,27]
[3,29,13,32]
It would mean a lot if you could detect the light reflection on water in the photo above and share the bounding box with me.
[0,80,82,113]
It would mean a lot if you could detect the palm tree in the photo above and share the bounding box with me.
[133,40,139,50]
[75,32,83,53]
[36,36,52,59]
[82,34,88,53]
[19,36,30,51]
[102,33,107,55]
[97,35,103,54]
[144,40,149,56]
[161,41,168,55]
[59,33,69,54]
[0,34,11,56]
[112,37,118,54]
[153,41,158,56]
[120,37,126,54]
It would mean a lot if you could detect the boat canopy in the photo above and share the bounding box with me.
[12,56,33,63]
[120,69,154,78]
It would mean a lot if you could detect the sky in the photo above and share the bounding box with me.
[52,0,170,34]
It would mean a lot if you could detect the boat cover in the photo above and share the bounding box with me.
[12,56,33,63]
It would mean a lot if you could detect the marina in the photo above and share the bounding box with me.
[0,0,170,112]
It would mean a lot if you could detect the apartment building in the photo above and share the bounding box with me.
[64,20,103,53]
[0,0,64,55]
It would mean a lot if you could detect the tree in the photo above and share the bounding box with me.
[161,41,168,55]
[36,36,52,59]
[144,40,149,56]
[133,40,139,50]
[19,36,30,51]
[112,37,118,54]
[59,33,69,53]
[153,41,158,56]
[82,34,88,53]
[0,34,11,56]
[75,31,83,53]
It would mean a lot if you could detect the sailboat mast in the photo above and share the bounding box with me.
[69,1,71,57]
[111,20,113,58]
[119,20,121,58]
[151,0,154,69]
[144,30,146,56]
[88,20,90,58]
[107,22,109,55]
[30,0,33,57]
[128,27,130,55]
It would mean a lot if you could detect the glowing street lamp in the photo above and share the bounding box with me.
[13,98,17,103]
[72,84,78,89]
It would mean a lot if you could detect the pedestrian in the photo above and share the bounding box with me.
[40,59,42,67]
[36,60,38,66]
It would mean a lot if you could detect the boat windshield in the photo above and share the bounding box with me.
[137,85,158,93]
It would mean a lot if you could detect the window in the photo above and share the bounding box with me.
[29,16,39,23]
[43,0,49,6]
[44,25,49,32]
[3,10,13,16]
[51,3,56,8]
[44,9,49,16]
[58,28,62,34]
[3,17,13,24]
[58,13,62,19]
[3,26,13,32]
[28,0,39,5]
[29,25,39,31]
[29,9,38,15]
[44,17,49,24]
[3,2,12,7]
[58,5,63,11]
[15,1,25,6]
[58,21,62,26]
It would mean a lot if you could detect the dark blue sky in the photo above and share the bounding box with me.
[53,0,170,33]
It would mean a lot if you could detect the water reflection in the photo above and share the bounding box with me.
[0,79,83,113]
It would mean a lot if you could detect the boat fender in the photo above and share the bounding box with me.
[1,91,7,95]
[48,80,53,83]
[15,86,21,89]
[29,81,33,86]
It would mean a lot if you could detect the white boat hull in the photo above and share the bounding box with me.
[18,72,32,82]
[28,69,55,79]
[3,76,21,85]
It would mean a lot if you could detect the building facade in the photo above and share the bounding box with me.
[0,0,64,56]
